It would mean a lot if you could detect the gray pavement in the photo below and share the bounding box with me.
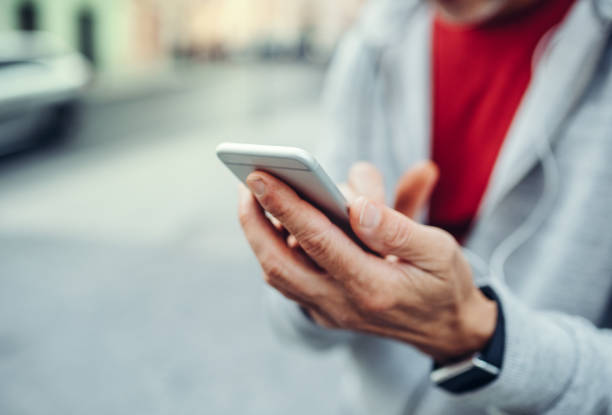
[0,62,346,415]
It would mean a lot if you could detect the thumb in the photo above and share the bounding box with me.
[394,161,439,218]
[349,196,456,266]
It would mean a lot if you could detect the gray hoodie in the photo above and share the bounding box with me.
[267,0,612,413]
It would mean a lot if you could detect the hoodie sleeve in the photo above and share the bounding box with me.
[454,281,612,414]
[264,287,357,351]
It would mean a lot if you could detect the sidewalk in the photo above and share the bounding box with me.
[85,61,183,104]
[85,59,327,105]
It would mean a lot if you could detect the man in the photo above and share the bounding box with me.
[238,0,612,413]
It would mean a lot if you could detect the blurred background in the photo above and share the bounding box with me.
[0,0,365,413]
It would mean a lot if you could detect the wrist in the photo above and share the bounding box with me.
[432,286,505,393]
[450,289,498,362]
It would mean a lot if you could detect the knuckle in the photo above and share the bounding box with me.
[263,270,284,290]
[297,226,333,260]
[260,254,285,285]
[343,261,365,282]
[262,272,276,287]
[357,291,395,314]
[382,222,413,253]
[432,229,457,264]
[334,311,357,328]
[260,191,293,223]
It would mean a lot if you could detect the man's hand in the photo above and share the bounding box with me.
[238,164,496,363]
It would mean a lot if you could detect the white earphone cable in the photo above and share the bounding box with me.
[488,137,560,284]
[479,27,562,285]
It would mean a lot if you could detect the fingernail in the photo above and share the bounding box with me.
[359,198,381,229]
[247,177,266,196]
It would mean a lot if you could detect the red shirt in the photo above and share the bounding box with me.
[429,0,575,241]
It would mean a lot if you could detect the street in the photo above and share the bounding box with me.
[0,62,346,415]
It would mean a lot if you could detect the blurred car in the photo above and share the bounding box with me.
[0,31,92,155]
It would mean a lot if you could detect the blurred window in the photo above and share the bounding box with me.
[77,8,96,66]
[17,1,38,31]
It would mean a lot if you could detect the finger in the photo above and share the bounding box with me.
[349,196,457,270]
[287,234,299,249]
[269,213,291,241]
[238,184,331,299]
[245,171,377,291]
[393,160,439,218]
[348,162,386,204]
[268,214,284,232]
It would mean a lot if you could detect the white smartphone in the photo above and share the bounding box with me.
[216,142,349,224]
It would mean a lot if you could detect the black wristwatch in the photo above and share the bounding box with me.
[431,286,505,393]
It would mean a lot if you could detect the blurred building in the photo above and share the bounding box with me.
[1,0,167,73]
[175,0,365,58]
[0,0,364,74]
